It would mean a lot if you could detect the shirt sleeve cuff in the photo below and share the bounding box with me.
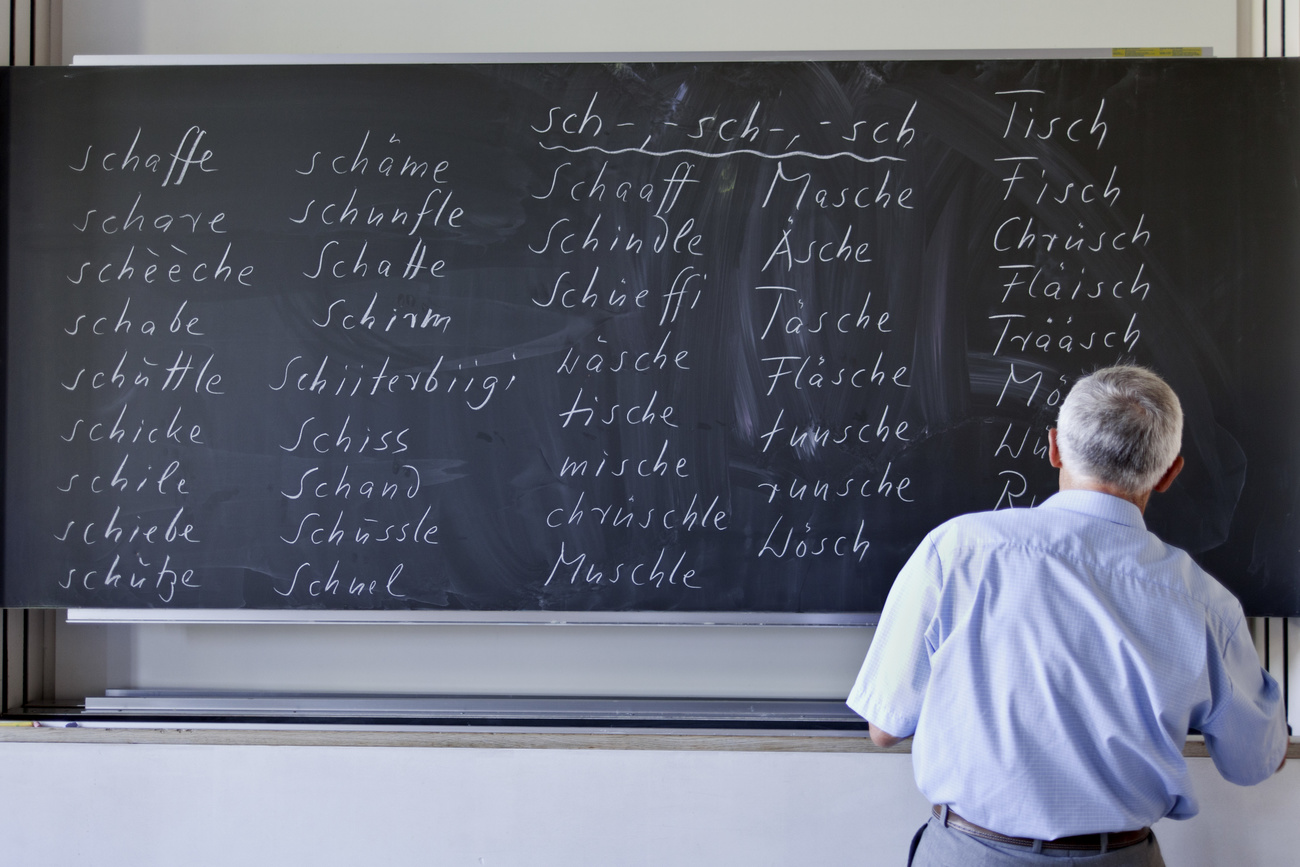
[846,690,917,739]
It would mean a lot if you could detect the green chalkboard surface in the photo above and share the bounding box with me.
[5,60,1299,615]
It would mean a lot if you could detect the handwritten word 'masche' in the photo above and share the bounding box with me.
[69,126,216,187]
[763,163,914,211]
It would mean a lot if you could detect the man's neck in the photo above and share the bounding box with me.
[1057,468,1150,514]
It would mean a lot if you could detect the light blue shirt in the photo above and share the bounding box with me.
[847,490,1288,839]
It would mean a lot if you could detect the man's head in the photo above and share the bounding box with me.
[1053,365,1184,500]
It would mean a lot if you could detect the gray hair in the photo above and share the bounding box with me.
[1055,365,1183,495]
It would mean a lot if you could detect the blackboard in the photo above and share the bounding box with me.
[4,60,1299,615]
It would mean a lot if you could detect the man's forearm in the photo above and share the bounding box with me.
[869,722,906,748]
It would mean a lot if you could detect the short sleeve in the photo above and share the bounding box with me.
[1197,610,1288,786]
[845,535,943,738]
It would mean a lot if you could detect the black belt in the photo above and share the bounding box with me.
[932,805,1151,853]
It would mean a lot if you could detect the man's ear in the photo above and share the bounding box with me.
[1152,455,1185,493]
[1048,428,1063,469]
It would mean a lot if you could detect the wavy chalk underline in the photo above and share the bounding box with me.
[540,142,906,164]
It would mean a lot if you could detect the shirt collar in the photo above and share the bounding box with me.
[1040,489,1146,529]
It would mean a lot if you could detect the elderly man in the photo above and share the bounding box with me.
[848,365,1287,866]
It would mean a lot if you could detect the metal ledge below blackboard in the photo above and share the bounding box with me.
[64,609,878,626]
[72,48,1161,67]
[5,693,873,739]
[1,724,1288,761]
[76,692,866,732]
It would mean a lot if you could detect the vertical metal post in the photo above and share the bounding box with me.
[1,612,8,713]
[21,609,29,708]
[1285,618,1292,732]
[20,608,29,707]
[1265,1,1271,55]
[1264,617,1271,672]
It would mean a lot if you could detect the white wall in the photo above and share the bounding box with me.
[3,744,1297,866]
[53,619,873,700]
[60,0,1240,61]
